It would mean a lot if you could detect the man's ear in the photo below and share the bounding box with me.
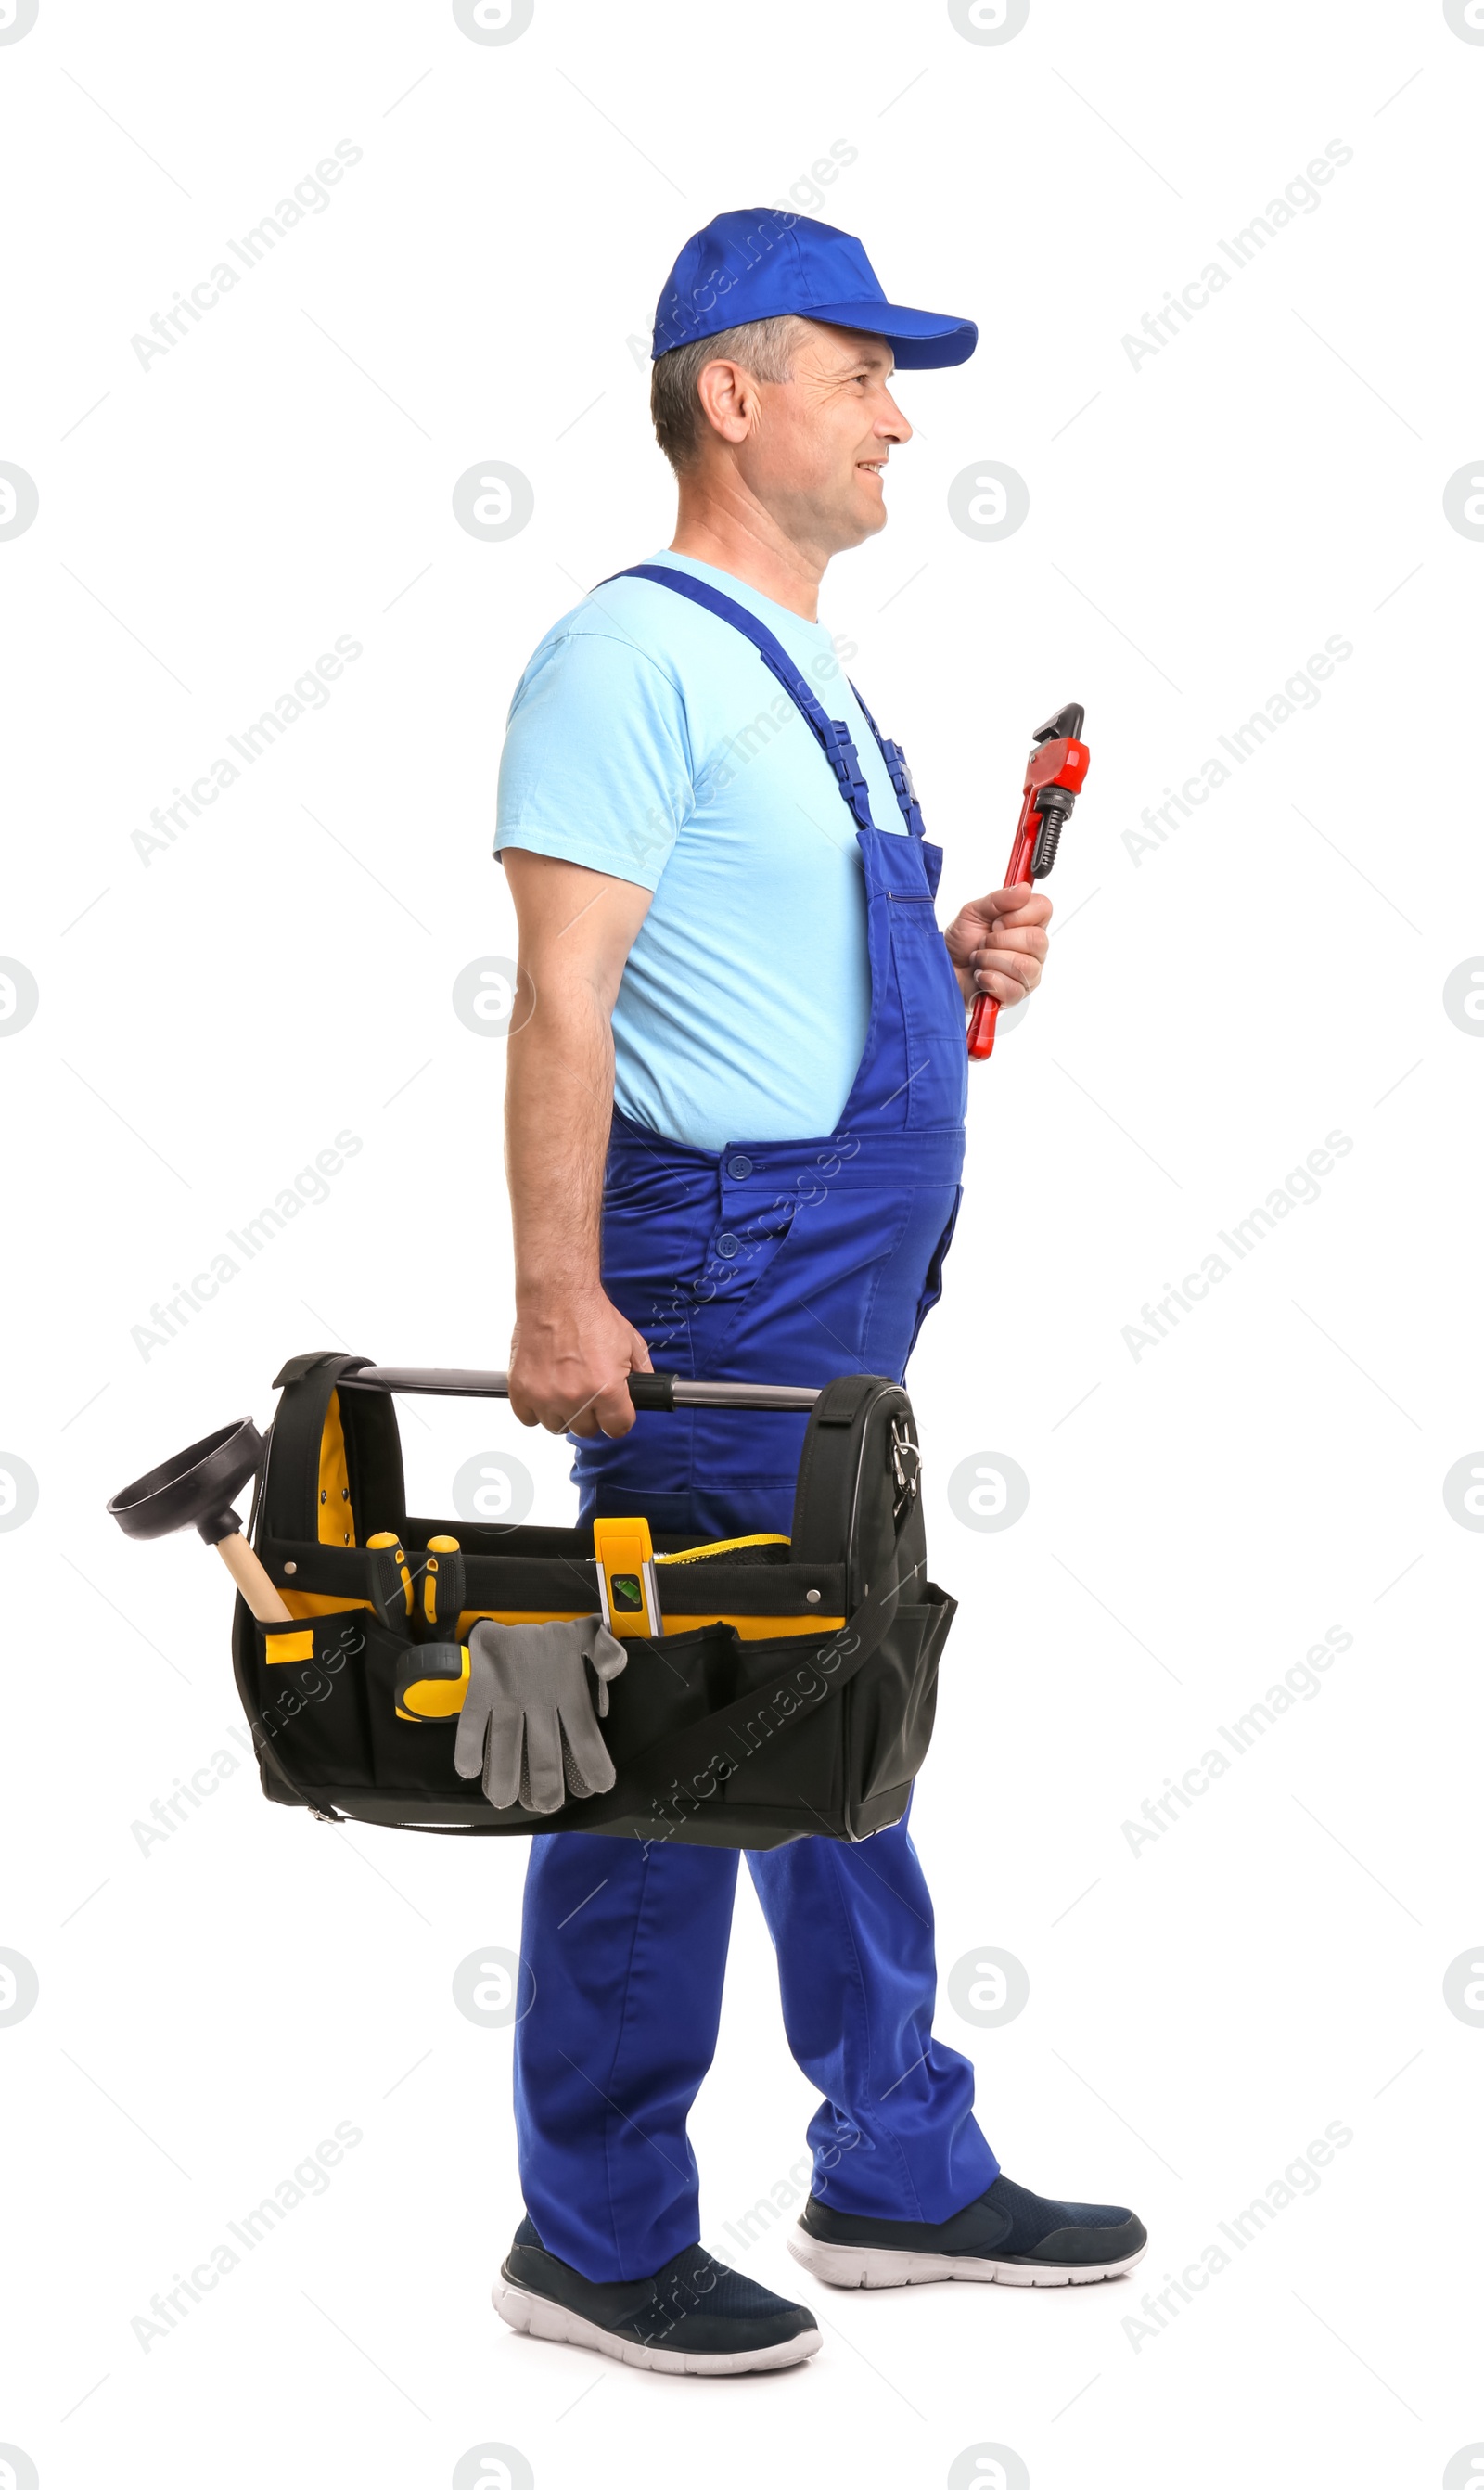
[695,357,757,447]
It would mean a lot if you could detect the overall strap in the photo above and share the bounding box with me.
[608,562,878,836]
[850,683,928,839]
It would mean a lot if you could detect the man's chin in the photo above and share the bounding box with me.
[842,493,889,546]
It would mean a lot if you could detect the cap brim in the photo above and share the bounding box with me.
[801,299,978,369]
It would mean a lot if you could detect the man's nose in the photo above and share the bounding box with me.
[879,394,912,446]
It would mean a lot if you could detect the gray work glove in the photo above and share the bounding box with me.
[454,1616,629,1814]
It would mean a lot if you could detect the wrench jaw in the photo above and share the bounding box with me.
[1030,781,1080,878]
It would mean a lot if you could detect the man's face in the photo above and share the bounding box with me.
[737,323,912,557]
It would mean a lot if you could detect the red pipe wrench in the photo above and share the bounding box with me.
[967,702,1090,1061]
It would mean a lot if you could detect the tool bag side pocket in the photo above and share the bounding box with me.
[845,1584,956,1806]
[245,1609,377,1792]
[362,1628,466,1797]
[713,1630,845,1822]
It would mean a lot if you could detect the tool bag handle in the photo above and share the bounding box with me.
[261,1351,824,1550]
[333,1366,820,1412]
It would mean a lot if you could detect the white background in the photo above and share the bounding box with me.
[2,2,1481,2484]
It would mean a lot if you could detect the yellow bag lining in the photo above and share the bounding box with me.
[261,1597,842,1663]
[317,1392,356,1548]
[663,1611,845,1637]
[652,1534,839,1629]
[278,1590,376,1621]
[653,1534,790,1566]
[454,1606,843,1642]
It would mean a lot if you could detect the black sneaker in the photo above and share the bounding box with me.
[788,2174,1146,2290]
[495,2217,823,2375]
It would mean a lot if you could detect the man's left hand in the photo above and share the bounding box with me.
[943,885,1052,1009]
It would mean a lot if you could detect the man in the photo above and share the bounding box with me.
[493,209,1145,2377]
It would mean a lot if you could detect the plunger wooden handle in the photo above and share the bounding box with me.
[215,1532,291,1624]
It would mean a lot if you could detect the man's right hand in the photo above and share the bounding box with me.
[507,1292,655,1438]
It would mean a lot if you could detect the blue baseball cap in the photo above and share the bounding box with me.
[652,208,978,370]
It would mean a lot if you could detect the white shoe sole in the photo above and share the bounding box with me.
[787,2231,1146,2291]
[493,2280,822,2375]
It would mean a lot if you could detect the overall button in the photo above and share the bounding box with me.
[725,1154,753,1179]
[716,1232,740,1257]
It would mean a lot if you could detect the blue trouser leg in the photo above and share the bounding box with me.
[513,1829,740,2283]
[747,1803,998,2220]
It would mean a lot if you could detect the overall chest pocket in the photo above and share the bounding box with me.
[888,894,970,1127]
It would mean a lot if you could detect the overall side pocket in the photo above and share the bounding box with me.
[903,1185,963,1367]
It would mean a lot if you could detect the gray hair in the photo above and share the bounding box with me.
[649,315,808,473]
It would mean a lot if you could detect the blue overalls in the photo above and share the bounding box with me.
[513,566,999,2281]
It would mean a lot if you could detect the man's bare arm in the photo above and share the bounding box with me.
[502,850,655,1438]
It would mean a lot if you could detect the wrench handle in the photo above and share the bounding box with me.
[966,813,1039,1061]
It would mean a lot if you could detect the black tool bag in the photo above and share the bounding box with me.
[231,1354,956,1849]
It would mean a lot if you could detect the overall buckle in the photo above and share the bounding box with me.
[820,718,874,829]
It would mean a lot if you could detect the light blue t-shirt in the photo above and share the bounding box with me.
[494,550,909,1151]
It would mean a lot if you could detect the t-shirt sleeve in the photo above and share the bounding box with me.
[494,626,694,892]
